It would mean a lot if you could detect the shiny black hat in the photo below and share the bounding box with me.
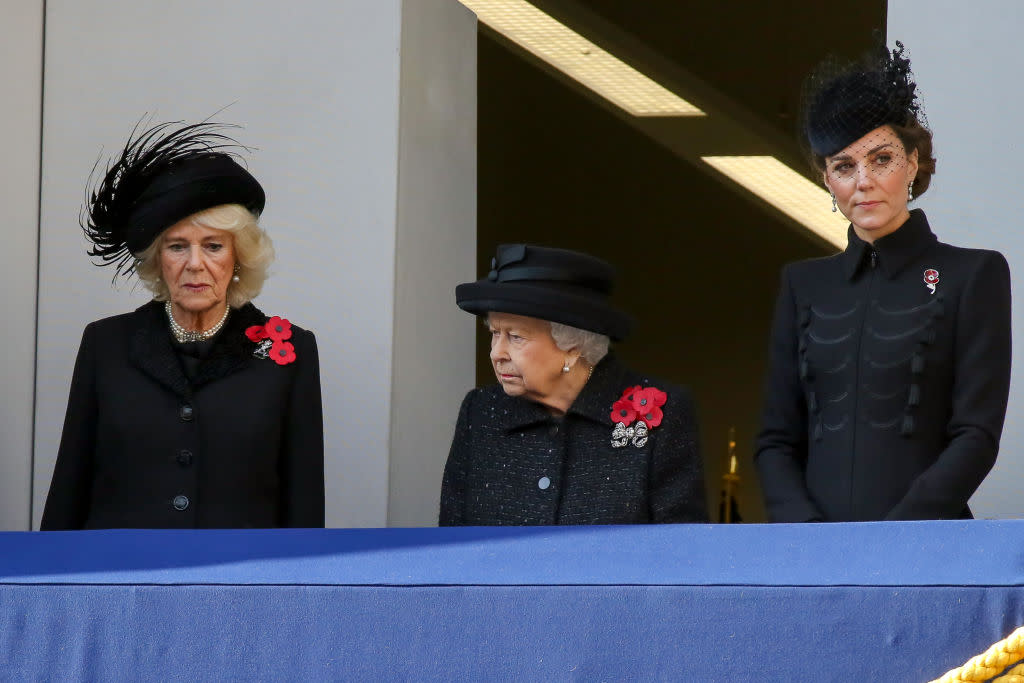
[803,40,924,157]
[455,244,632,340]
[82,120,265,277]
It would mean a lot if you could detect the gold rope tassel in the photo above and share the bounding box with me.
[930,626,1024,682]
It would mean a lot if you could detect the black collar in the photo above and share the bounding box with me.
[842,209,938,281]
[128,300,268,399]
[492,352,631,431]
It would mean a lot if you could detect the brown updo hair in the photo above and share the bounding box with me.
[889,118,936,198]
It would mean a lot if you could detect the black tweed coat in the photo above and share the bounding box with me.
[439,354,708,525]
[41,300,324,530]
[756,210,1011,522]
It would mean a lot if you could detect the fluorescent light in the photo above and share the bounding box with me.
[701,156,848,247]
[460,0,705,117]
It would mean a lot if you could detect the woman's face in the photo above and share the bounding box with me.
[823,125,919,242]
[159,218,236,317]
[488,312,571,403]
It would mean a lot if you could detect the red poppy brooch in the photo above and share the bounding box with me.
[609,385,667,448]
[245,316,297,365]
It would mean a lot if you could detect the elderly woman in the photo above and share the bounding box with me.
[440,244,707,525]
[755,42,1011,522]
[41,121,324,530]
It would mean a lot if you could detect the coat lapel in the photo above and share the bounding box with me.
[128,301,192,399]
[191,303,266,390]
[128,300,269,397]
[568,353,630,426]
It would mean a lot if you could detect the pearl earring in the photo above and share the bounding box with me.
[232,264,240,283]
[562,360,570,373]
[830,192,838,213]
[907,182,913,202]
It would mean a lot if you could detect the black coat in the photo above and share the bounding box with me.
[41,300,325,529]
[756,210,1011,522]
[439,354,708,525]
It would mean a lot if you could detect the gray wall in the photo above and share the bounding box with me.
[0,0,43,530]
[890,1,1024,518]
[389,2,477,526]
[2,0,474,530]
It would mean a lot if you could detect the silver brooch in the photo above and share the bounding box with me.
[252,338,272,359]
[611,421,648,448]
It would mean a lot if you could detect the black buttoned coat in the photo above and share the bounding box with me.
[40,300,325,529]
[439,354,708,525]
[756,210,1011,522]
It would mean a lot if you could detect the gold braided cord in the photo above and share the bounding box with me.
[993,662,1024,683]
[929,626,1024,683]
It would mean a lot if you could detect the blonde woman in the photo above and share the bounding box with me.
[42,121,324,530]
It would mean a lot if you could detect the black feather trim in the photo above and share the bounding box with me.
[82,118,258,279]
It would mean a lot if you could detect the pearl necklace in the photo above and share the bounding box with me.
[165,301,230,343]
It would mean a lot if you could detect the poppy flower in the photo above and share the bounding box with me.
[266,316,293,342]
[610,397,637,426]
[270,340,296,365]
[635,405,664,429]
[633,387,667,411]
[619,385,643,403]
[623,386,667,428]
[245,325,269,342]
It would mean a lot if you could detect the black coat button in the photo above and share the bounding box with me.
[172,495,190,511]
[177,450,193,467]
[179,404,194,421]
[549,424,560,437]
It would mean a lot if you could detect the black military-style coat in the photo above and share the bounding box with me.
[439,354,708,525]
[41,300,325,530]
[756,210,1011,522]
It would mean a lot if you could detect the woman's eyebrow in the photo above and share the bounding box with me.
[828,143,896,163]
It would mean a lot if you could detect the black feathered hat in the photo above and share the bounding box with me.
[803,40,924,157]
[82,119,265,277]
[456,244,632,340]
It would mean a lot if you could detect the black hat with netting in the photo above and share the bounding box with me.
[803,40,926,158]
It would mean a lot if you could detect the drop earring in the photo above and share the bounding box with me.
[232,264,240,283]
[830,192,837,213]
[907,182,914,202]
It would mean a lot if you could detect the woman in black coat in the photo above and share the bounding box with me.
[41,121,324,529]
[440,244,707,525]
[755,42,1011,522]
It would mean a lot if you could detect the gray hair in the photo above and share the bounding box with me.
[550,321,610,365]
[134,203,274,308]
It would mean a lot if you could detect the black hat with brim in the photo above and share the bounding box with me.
[125,154,265,253]
[456,244,632,340]
[82,120,264,277]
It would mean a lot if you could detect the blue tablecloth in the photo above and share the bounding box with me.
[2,522,1022,681]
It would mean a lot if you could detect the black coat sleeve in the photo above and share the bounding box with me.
[886,251,1012,520]
[279,329,325,527]
[41,324,99,531]
[755,266,824,522]
[439,390,474,526]
[648,387,708,523]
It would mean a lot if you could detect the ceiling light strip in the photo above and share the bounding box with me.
[460,0,704,117]
[701,156,848,248]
